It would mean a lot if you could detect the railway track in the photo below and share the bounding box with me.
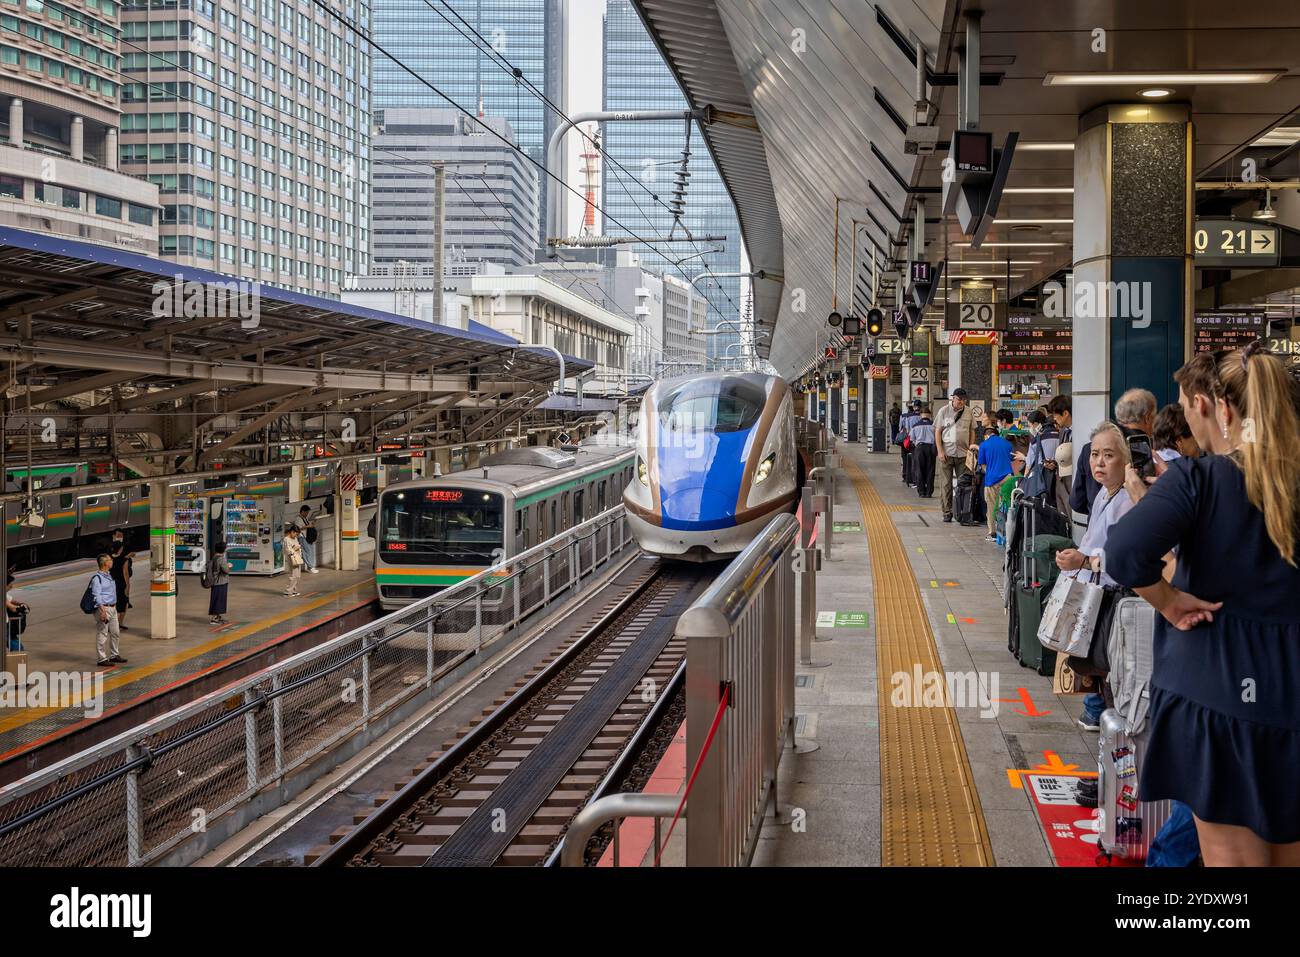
[312,562,711,867]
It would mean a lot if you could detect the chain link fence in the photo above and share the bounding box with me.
[0,506,634,866]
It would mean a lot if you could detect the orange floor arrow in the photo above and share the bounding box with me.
[993,687,1052,717]
[1007,750,1096,789]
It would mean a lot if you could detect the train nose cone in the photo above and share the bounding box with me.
[661,485,736,529]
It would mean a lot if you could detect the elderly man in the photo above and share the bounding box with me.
[933,388,979,523]
[1069,388,1156,518]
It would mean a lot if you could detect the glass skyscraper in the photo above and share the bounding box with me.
[371,0,565,246]
[602,0,742,364]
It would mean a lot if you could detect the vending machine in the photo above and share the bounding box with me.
[220,495,285,575]
[174,496,211,573]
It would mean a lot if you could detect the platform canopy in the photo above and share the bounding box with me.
[0,225,595,484]
[632,0,1300,378]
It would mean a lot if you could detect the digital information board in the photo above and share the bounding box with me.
[998,314,1072,372]
[1193,313,1267,354]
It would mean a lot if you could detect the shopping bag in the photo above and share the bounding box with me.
[1037,570,1104,657]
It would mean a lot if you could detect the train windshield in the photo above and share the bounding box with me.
[379,488,504,564]
[657,377,767,434]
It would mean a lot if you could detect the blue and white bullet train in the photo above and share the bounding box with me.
[624,372,801,561]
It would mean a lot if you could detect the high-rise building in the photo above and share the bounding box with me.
[118,0,371,297]
[371,108,539,268]
[602,0,742,364]
[371,0,566,242]
[0,0,158,252]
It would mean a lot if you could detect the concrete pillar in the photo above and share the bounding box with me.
[70,117,83,161]
[955,285,995,412]
[465,445,481,470]
[105,127,118,171]
[148,480,176,640]
[1073,102,1192,445]
[288,446,305,505]
[8,99,21,147]
[335,466,359,570]
[432,447,450,478]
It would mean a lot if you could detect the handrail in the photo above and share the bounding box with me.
[559,793,681,867]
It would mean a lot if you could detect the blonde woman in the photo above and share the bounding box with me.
[1107,342,1300,865]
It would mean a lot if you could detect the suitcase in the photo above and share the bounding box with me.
[1106,596,1157,735]
[954,475,981,526]
[1097,707,1172,864]
[1014,581,1054,674]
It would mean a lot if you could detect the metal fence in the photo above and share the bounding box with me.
[0,506,635,867]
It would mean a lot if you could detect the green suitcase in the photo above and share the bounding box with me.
[1014,534,1075,675]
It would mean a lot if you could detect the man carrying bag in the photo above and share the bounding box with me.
[933,389,978,523]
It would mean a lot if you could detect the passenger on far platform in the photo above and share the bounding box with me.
[6,572,29,653]
[109,540,133,631]
[1107,344,1300,865]
[1052,422,1138,740]
[91,554,126,668]
[207,541,232,625]
[977,425,1015,543]
[888,402,901,453]
[283,525,304,598]
[933,388,977,523]
[908,405,938,498]
[298,504,321,574]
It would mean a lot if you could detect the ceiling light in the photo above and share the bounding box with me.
[995,218,1074,225]
[948,260,1042,266]
[1254,190,1278,220]
[1002,187,1074,195]
[1044,71,1283,86]
[1140,88,1172,98]
[1017,142,1075,151]
[954,242,1066,248]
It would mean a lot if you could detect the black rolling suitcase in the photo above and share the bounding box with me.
[953,471,981,526]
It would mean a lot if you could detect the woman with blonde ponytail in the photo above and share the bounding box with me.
[1106,341,1300,865]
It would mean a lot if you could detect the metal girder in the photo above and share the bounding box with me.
[0,335,470,393]
[198,389,359,463]
[84,379,220,415]
[5,370,146,409]
[375,392,464,441]
[0,286,103,322]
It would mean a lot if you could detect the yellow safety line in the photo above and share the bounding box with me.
[845,457,994,866]
[0,580,372,730]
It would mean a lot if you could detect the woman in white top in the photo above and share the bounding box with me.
[1055,421,1138,587]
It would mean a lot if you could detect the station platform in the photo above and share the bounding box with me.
[608,442,1100,867]
[0,556,377,767]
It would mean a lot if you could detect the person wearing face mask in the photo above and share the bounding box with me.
[1106,343,1300,866]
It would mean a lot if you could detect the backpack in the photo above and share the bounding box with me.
[200,560,213,589]
[305,525,317,545]
[80,577,99,614]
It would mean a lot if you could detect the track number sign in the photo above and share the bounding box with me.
[944,301,1008,331]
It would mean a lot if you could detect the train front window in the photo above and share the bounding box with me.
[379,489,503,564]
[657,377,767,433]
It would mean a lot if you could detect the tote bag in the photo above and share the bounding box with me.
[1037,569,1105,657]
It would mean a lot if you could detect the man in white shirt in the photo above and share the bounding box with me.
[933,388,978,523]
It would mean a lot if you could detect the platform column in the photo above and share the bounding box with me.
[954,287,995,415]
[288,446,305,506]
[432,447,450,478]
[1073,102,1192,443]
[335,466,360,571]
[148,480,176,640]
[465,445,481,469]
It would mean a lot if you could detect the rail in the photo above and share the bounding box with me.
[0,505,636,867]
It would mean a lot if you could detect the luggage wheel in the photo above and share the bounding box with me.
[1095,851,1112,867]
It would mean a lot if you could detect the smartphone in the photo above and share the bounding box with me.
[1128,435,1157,479]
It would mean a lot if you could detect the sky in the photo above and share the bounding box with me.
[564,0,606,233]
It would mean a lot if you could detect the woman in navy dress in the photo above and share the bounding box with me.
[1106,343,1300,865]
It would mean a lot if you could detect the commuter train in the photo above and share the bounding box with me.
[373,441,636,610]
[2,458,402,570]
[624,372,801,561]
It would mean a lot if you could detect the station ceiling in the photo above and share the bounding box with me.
[633,0,1300,377]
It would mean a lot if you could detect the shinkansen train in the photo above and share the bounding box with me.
[2,457,399,570]
[624,372,801,561]
[373,441,636,610]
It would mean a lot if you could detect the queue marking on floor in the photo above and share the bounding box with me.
[0,580,373,736]
[846,456,994,866]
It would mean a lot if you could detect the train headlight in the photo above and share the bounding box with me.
[754,453,775,485]
[636,456,649,486]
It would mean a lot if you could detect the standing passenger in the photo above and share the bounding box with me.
[298,504,320,574]
[933,389,977,523]
[283,525,304,598]
[1106,344,1300,865]
[207,541,232,625]
[977,426,1015,542]
[909,406,937,498]
[109,541,133,631]
[91,554,126,667]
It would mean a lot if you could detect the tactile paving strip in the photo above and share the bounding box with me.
[846,458,994,867]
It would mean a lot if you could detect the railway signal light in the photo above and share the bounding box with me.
[827,310,843,328]
[866,308,884,337]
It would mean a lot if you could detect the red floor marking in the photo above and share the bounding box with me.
[959,616,977,624]
[993,687,1052,717]
[597,722,686,867]
[1024,774,1140,868]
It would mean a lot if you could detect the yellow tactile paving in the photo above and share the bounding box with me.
[846,457,995,866]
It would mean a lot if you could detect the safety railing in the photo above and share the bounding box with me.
[0,506,636,867]
[678,511,798,866]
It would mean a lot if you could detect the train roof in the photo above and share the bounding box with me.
[380,444,633,497]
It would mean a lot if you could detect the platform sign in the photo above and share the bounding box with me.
[875,337,912,356]
[832,521,862,532]
[815,611,870,628]
[1194,219,1279,268]
[867,364,889,379]
[950,330,1000,345]
[910,367,930,381]
[1193,312,1266,354]
[944,300,1008,331]
[911,383,930,402]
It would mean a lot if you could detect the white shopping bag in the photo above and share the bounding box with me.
[1037,571,1105,657]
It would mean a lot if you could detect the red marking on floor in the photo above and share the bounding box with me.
[1024,774,1140,868]
[0,596,373,764]
[959,616,977,624]
[994,687,1052,717]
[597,722,686,867]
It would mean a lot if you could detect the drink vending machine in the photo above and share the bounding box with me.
[219,495,285,575]
[174,496,212,573]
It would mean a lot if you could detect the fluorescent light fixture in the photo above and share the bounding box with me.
[1140,88,1172,98]
[1044,70,1283,87]
[245,470,269,478]
[994,218,1074,225]
[1017,142,1075,151]
[955,242,1066,248]
[169,480,197,488]
[1002,187,1074,194]
[943,274,1026,281]
[948,260,1043,266]
[77,492,115,500]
